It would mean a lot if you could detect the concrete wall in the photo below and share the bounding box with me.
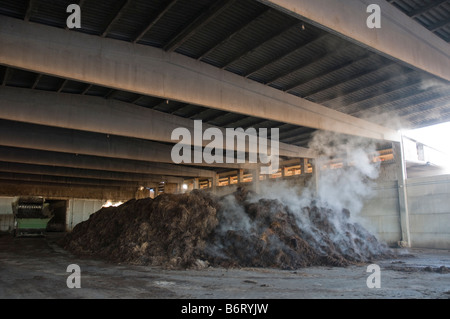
[66,199,104,231]
[0,197,14,231]
[360,163,450,249]
[360,180,402,245]
[407,175,450,249]
[358,162,402,245]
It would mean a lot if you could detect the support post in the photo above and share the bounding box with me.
[312,158,321,198]
[282,166,289,177]
[193,178,199,190]
[393,139,411,247]
[238,169,244,184]
[210,174,218,193]
[301,158,310,175]
[252,169,260,194]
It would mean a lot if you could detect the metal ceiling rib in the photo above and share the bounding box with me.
[386,0,450,42]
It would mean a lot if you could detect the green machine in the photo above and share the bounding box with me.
[12,197,53,237]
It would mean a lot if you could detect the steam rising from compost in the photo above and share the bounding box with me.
[202,130,390,268]
[62,130,394,269]
[309,130,380,215]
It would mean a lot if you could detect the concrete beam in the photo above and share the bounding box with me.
[0,118,254,169]
[0,17,400,141]
[0,181,136,200]
[0,172,143,188]
[0,86,315,159]
[0,146,216,178]
[259,0,450,82]
[0,161,184,184]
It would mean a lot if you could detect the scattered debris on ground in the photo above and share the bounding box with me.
[62,187,394,269]
[424,266,449,273]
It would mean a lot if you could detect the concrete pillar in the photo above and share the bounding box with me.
[282,166,289,177]
[193,178,199,190]
[238,169,244,184]
[252,169,260,194]
[312,158,321,198]
[164,183,178,194]
[300,158,309,175]
[209,174,218,193]
[149,184,157,199]
[393,139,411,248]
[135,187,149,199]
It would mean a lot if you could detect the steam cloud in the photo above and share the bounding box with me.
[250,129,381,222]
[309,130,380,215]
[204,130,392,268]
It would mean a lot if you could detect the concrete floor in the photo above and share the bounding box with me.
[0,233,449,299]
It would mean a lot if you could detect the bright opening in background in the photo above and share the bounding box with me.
[103,200,123,208]
[404,122,450,155]
[404,121,450,173]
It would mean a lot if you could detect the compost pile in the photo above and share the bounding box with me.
[62,187,394,269]
[62,190,219,268]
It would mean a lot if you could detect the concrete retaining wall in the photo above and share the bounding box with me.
[0,197,15,232]
[360,181,402,246]
[360,163,402,246]
[66,199,104,231]
[407,175,450,249]
[360,162,450,249]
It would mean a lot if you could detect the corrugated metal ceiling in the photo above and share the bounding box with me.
[0,0,449,147]
[386,0,450,42]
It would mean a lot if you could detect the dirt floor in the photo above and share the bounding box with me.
[0,233,449,299]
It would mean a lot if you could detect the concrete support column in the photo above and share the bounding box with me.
[135,187,149,199]
[282,166,289,178]
[300,158,309,175]
[209,174,218,193]
[238,169,244,184]
[164,182,178,194]
[393,140,411,248]
[150,184,159,198]
[312,158,321,198]
[304,158,310,174]
[252,169,260,194]
[193,178,199,190]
